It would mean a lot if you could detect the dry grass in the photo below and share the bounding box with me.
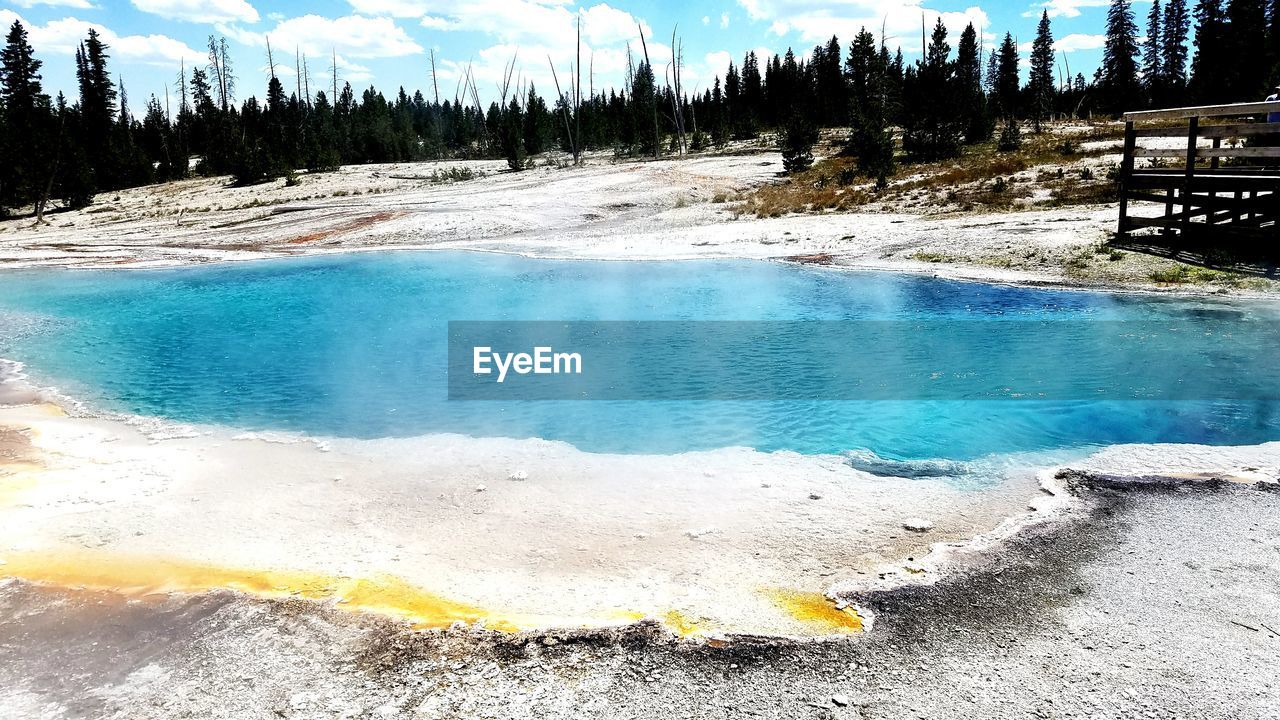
[736,123,1122,219]
[735,156,877,218]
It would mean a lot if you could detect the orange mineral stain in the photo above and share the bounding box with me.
[662,609,706,637]
[765,589,863,633]
[0,551,561,631]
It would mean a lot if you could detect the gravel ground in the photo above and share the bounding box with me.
[2,475,1276,719]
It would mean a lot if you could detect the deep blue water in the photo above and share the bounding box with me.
[0,250,1278,461]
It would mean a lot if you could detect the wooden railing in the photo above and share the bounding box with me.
[1117,101,1280,241]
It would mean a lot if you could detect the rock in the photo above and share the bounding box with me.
[685,527,717,539]
[832,695,851,707]
[475,484,487,492]
[903,518,935,532]
[809,493,822,500]
[509,470,528,481]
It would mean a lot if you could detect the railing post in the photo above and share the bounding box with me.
[1181,116,1198,237]
[1117,120,1135,238]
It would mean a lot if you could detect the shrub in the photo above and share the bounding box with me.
[997,120,1022,152]
[501,103,527,172]
[1151,265,1191,283]
[845,112,896,187]
[780,114,819,175]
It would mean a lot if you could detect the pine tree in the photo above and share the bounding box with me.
[902,18,964,162]
[1189,0,1227,102]
[995,33,1020,120]
[780,112,817,174]
[631,60,658,154]
[845,28,877,117]
[1144,0,1164,104]
[16,18,1243,207]
[814,36,846,126]
[1226,0,1270,98]
[1162,0,1191,95]
[957,23,993,142]
[54,95,94,209]
[984,48,998,97]
[738,51,762,138]
[141,94,175,179]
[1269,0,1280,81]
[1030,11,1057,131]
[75,28,116,189]
[522,83,552,155]
[886,47,905,126]
[264,72,289,173]
[113,77,152,189]
[843,27,896,183]
[501,96,526,170]
[1099,0,1142,114]
[0,20,51,214]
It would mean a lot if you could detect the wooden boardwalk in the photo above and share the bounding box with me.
[1117,101,1280,242]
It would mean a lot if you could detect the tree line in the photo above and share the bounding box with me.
[1,0,1278,215]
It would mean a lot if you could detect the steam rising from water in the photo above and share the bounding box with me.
[0,252,1277,461]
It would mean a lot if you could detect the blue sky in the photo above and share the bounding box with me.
[0,0,1133,116]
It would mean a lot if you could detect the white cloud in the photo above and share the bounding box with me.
[704,50,731,72]
[349,0,649,47]
[720,12,730,28]
[7,0,95,9]
[679,49,736,91]
[694,44,773,81]
[131,0,259,24]
[351,0,572,41]
[342,61,374,83]
[0,9,203,66]
[1023,0,1112,19]
[1020,33,1106,53]
[419,15,454,30]
[581,3,649,46]
[269,54,372,87]
[376,1,657,105]
[737,0,990,53]
[701,15,710,24]
[275,52,372,86]
[345,0,433,17]
[1054,32,1106,52]
[222,14,423,59]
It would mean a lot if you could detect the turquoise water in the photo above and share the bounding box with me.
[0,251,1278,461]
